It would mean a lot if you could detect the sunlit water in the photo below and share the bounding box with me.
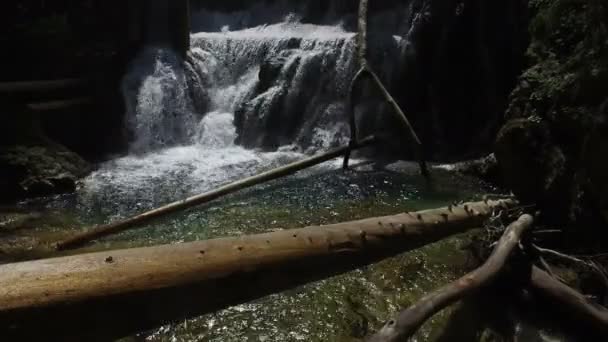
[0,18,569,342]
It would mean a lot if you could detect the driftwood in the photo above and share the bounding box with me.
[26,97,93,111]
[530,266,608,335]
[57,136,378,250]
[366,214,534,341]
[0,199,514,341]
[533,244,608,290]
[343,0,428,177]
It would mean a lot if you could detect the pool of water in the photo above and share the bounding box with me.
[1,150,497,340]
[1,152,573,341]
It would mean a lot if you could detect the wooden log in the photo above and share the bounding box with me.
[530,266,608,335]
[367,214,534,342]
[56,136,378,251]
[0,79,87,94]
[357,0,369,67]
[26,97,93,112]
[0,199,514,341]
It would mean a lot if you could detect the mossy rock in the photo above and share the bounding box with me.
[497,0,608,226]
[495,118,567,206]
[0,144,91,201]
[584,120,608,224]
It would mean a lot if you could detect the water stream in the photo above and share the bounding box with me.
[0,9,569,342]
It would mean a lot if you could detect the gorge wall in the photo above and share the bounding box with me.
[1,0,531,202]
[496,0,608,230]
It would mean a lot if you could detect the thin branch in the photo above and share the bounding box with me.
[343,0,429,178]
[57,136,378,250]
[530,266,608,335]
[533,244,608,292]
[366,68,429,178]
[343,67,368,170]
[366,214,534,341]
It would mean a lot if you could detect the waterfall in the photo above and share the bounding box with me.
[122,48,199,153]
[101,10,409,210]
[123,15,406,155]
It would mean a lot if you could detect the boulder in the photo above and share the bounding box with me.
[583,120,608,224]
[495,118,569,217]
[0,144,91,202]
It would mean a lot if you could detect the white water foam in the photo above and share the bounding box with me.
[81,19,405,211]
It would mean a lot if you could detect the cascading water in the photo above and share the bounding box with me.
[83,14,409,219]
[73,15,394,222]
[190,20,360,151]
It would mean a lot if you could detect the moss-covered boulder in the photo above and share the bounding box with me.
[0,144,91,202]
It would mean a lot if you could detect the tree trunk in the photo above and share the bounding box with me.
[0,199,514,341]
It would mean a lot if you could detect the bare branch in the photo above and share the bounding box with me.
[366,214,534,341]
[530,266,608,335]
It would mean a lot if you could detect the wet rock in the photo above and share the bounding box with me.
[0,211,43,232]
[495,118,567,210]
[583,121,608,224]
[442,154,502,186]
[495,0,608,227]
[0,144,92,202]
[394,0,528,159]
[258,49,298,92]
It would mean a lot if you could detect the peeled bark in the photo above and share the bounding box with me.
[367,214,534,341]
[0,199,514,341]
[56,136,377,250]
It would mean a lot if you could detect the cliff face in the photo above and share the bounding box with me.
[496,0,608,227]
[394,0,529,159]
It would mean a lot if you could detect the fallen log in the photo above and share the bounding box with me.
[57,136,378,250]
[530,266,608,336]
[366,214,533,342]
[533,244,608,290]
[26,97,93,111]
[0,199,514,341]
[0,78,87,94]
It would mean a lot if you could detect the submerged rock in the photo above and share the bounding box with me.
[0,144,92,202]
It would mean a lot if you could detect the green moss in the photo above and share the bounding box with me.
[501,0,608,224]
